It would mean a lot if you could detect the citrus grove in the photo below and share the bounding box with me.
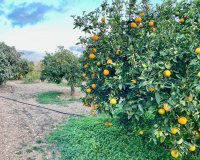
[73,0,200,158]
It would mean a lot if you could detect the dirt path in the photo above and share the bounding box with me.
[0,81,88,160]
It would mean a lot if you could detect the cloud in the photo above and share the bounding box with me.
[7,2,56,27]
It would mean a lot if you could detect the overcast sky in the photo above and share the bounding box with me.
[0,0,162,61]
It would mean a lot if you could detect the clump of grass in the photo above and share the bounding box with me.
[47,116,199,160]
[36,91,80,106]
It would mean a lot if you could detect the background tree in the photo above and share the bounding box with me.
[0,42,21,85]
[14,59,34,80]
[41,46,82,96]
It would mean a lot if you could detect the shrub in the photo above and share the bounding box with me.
[73,0,200,158]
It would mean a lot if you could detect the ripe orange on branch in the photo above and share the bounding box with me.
[110,98,117,105]
[178,117,188,125]
[89,53,95,59]
[92,34,99,41]
[148,21,154,27]
[107,59,113,64]
[91,84,97,89]
[135,17,142,23]
[115,49,121,55]
[101,17,106,23]
[163,70,171,77]
[195,47,200,54]
[171,150,179,158]
[179,18,185,23]
[103,69,110,76]
[131,22,137,28]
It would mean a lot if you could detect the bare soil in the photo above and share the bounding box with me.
[0,81,89,160]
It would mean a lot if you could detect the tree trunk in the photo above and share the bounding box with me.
[70,86,75,96]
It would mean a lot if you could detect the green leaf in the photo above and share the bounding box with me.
[155,93,161,105]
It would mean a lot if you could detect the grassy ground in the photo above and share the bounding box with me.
[47,116,200,160]
[36,91,80,106]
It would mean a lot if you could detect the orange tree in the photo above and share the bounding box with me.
[0,42,21,84]
[73,0,200,158]
[41,46,81,96]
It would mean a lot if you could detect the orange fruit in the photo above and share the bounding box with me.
[92,34,99,41]
[131,22,137,28]
[107,59,113,64]
[86,88,91,93]
[115,49,121,55]
[197,72,200,77]
[195,47,200,54]
[189,145,196,152]
[171,128,178,135]
[139,12,145,17]
[149,87,155,92]
[82,73,87,78]
[135,17,142,23]
[152,27,156,32]
[139,130,144,135]
[101,17,106,23]
[103,69,110,76]
[89,53,95,59]
[179,18,185,23]
[110,98,117,105]
[187,96,193,102]
[163,70,171,77]
[171,150,179,158]
[91,84,97,89]
[149,21,154,27]
[97,62,101,66]
[178,117,187,125]
[158,109,165,115]
[163,103,171,112]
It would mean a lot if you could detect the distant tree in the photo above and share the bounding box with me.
[41,46,82,96]
[0,42,21,84]
[15,59,34,79]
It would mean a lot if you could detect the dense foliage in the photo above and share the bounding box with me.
[73,0,200,158]
[0,42,21,84]
[41,46,82,96]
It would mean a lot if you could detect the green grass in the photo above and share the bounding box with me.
[36,91,80,106]
[47,116,200,160]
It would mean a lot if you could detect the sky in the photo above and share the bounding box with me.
[0,0,162,61]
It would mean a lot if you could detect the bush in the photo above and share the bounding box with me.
[41,46,82,96]
[0,42,21,84]
[73,0,200,158]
